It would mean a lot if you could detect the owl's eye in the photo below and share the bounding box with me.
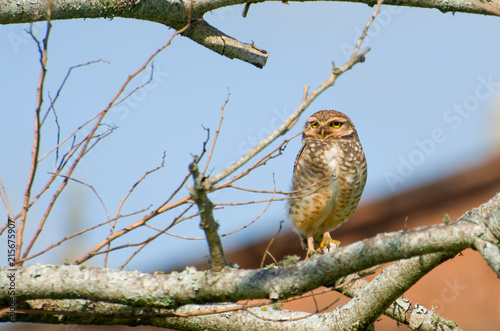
[331,121,342,128]
[311,122,319,128]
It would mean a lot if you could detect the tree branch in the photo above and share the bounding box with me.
[336,252,461,330]
[2,193,498,310]
[5,191,497,329]
[2,0,497,68]
[16,2,51,263]
[188,157,227,271]
[0,0,269,68]
[183,19,268,69]
[4,294,457,330]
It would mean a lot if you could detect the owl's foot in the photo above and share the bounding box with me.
[305,232,316,259]
[306,250,317,259]
[318,238,341,254]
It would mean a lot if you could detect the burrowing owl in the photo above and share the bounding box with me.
[288,110,367,258]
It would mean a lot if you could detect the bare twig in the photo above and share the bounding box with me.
[212,131,302,191]
[63,16,192,265]
[17,3,52,263]
[21,174,111,260]
[260,220,284,268]
[20,125,114,261]
[0,177,14,221]
[119,204,194,270]
[203,90,230,174]
[113,62,156,107]
[16,208,149,265]
[105,152,167,267]
[41,59,109,126]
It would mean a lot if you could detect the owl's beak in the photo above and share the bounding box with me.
[320,128,325,139]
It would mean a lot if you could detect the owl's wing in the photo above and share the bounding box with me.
[293,144,307,175]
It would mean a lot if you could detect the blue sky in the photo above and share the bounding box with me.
[1,2,499,271]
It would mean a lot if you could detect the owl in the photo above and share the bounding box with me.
[288,110,367,258]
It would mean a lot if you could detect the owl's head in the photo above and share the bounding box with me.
[303,110,358,140]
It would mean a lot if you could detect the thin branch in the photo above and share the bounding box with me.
[105,152,167,268]
[19,124,114,262]
[37,106,108,163]
[119,204,194,270]
[72,195,192,265]
[16,208,149,265]
[260,220,284,268]
[46,94,62,169]
[0,177,14,221]
[41,59,109,127]
[68,18,192,266]
[21,174,111,260]
[17,3,52,263]
[112,62,156,107]
[203,89,230,174]
[212,131,303,191]
[214,174,337,206]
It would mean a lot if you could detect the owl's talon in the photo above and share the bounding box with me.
[306,250,319,259]
[319,238,341,253]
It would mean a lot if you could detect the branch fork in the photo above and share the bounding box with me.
[188,157,226,271]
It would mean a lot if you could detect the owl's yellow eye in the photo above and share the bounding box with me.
[331,121,342,128]
[311,122,319,128]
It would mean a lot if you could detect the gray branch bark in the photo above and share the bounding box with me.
[336,252,461,330]
[5,298,458,330]
[2,193,498,329]
[2,253,462,330]
[5,251,462,331]
[1,0,498,68]
[188,158,227,271]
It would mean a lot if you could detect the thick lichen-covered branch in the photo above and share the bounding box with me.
[5,294,456,330]
[335,252,461,330]
[1,193,498,310]
[2,252,462,330]
[2,192,498,329]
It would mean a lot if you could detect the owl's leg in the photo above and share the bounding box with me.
[319,229,341,254]
[305,230,316,259]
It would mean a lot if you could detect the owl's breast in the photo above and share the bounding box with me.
[289,141,341,234]
[303,140,339,175]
